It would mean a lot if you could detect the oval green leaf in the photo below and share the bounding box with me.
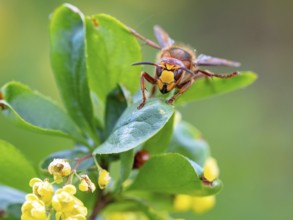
[143,113,175,154]
[0,140,37,192]
[105,85,129,139]
[167,121,210,166]
[94,99,174,154]
[0,185,25,211]
[116,149,134,190]
[176,71,257,105]
[85,14,142,103]
[128,153,222,196]
[103,198,168,220]
[50,4,97,144]
[0,82,85,143]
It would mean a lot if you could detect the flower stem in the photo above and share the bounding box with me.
[65,154,93,185]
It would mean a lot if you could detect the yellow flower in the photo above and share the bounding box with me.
[104,212,148,220]
[78,175,96,192]
[48,159,71,183]
[191,195,216,214]
[52,184,87,220]
[21,194,47,220]
[203,157,219,182]
[98,169,111,189]
[29,178,54,206]
[173,194,192,212]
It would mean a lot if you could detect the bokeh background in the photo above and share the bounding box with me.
[1,0,292,219]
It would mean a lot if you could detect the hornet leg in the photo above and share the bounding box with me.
[138,72,157,109]
[167,79,194,105]
[196,69,238,78]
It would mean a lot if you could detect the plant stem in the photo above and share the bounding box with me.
[65,154,93,184]
[89,193,113,220]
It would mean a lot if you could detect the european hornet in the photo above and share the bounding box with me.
[129,25,240,109]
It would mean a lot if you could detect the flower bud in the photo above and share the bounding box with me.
[78,175,96,192]
[48,159,71,183]
[203,157,219,182]
[98,169,111,189]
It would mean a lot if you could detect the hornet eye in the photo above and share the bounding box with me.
[156,66,163,77]
[174,69,183,80]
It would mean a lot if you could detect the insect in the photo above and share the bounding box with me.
[129,25,240,109]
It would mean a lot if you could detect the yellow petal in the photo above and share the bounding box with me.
[191,196,216,214]
[173,194,192,212]
[203,157,219,182]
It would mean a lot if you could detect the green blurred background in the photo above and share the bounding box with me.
[0,0,292,219]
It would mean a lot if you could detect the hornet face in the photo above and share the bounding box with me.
[156,62,183,94]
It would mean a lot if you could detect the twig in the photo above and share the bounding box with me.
[89,193,114,220]
[65,154,93,184]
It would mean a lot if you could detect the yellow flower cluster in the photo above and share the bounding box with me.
[21,194,47,220]
[21,159,95,220]
[53,185,87,220]
[21,178,87,220]
[21,157,112,219]
[21,179,87,220]
[173,194,216,214]
[29,178,54,206]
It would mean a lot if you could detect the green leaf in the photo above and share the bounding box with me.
[94,99,174,154]
[0,140,36,192]
[125,191,173,211]
[167,121,210,166]
[6,203,22,219]
[0,82,85,143]
[105,85,129,139]
[40,146,93,172]
[50,4,97,144]
[176,71,257,104]
[85,14,142,104]
[143,113,175,154]
[128,153,222,196]
[116,149,134,190]
[0,185,25,210]
[103,198,169,220]
[128,198,169,220]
